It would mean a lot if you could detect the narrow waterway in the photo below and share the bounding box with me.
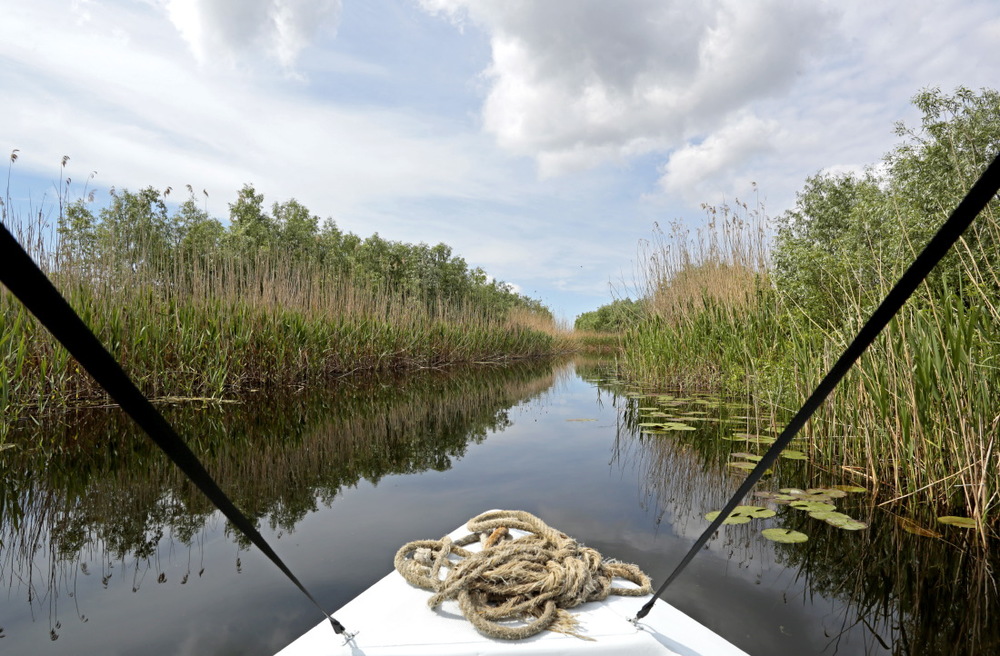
[1,358,995,655]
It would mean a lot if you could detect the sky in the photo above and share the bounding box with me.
[2,0,999,322]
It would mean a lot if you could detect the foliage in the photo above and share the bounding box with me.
[614,86,1000,522]
[574,298,646,332]
[773,86,1000,327]
[1,179,564,428]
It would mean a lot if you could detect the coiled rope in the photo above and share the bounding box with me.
[394,510,652,640]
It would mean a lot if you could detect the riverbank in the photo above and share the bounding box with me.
[613,88,1000,529]
[0,186,572,433]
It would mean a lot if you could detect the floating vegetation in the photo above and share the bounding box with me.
[937,516,978,529]
[753,491,799,503]
[779,450,807,460]
[761,528,808,543]
[897,517,942,538]
[728,461,757,470]
[655,422,697,431]
[809,511,868,530]
[790,500,838,513]
[831,485,867,493]
[731,452,762,462]
[705,506,776,524]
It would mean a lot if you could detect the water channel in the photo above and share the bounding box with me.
[1,358,996,655]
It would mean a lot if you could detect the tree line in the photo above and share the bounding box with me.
[57,182,551,320]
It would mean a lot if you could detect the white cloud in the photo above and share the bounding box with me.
[421,0,830,176]
[166,0,341,70]
[659,113,778,203]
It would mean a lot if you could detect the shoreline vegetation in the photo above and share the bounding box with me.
[0,176,570,435]
[579,87,1000,530]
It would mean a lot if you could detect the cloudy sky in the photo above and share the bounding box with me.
[2,1,998,320]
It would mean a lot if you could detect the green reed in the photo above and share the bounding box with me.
[618,192,1000,527]
[0,214,568,433]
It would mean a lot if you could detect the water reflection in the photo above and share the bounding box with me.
[0,359,564,648]
[580,361,1000,656]
[2,358,997,655]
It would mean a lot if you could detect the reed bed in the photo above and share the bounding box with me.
[619,194,1000,526]
[616,88,1000,524]
[0,211,567,432]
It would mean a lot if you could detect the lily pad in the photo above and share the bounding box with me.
[753,491,799,503]
[761,528,809,544]
[727,461,757,470]
[731,452,763,462]
[937,516,977,529]
[779,450,808,460]
[810,511,868,530]
[660,422,697,431]
[790,501,837,512]
[704,511,751,525]
[898,517,942,538]
[807,487,847,499]
[705,506,776,524]
[831,485,867,493]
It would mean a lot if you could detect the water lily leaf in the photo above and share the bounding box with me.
[790,501,837,512]
[753,491,785,501]
[761,528,808,543]
[660,422,696,431]
[898,517,942,538]
[779,450,808,460]
[937,516,977,528]
[737,506,776,519]
[778,488,805,495]
[754,491,798,503]
[831,485,867,493]
[704,511,751,525]
[728,461,757,470]
[807,487,847,498]
[731,452,763,462]
[705,506,775,524]
[809,511,868,530]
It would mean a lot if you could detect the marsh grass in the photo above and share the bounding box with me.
[620,192,1000,526]
[0,210,568,432]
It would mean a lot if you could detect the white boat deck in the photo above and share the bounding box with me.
[278,517,749,656]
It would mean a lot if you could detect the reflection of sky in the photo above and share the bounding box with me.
[2,365,876,656]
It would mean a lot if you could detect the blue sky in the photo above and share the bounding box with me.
[2,0,999,321]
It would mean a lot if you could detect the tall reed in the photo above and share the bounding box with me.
[0,210,568,433]
[619,193,1000,524]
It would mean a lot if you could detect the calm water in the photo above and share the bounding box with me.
[1,358,995,655]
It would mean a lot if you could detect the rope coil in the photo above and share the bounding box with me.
[394,510,652,640]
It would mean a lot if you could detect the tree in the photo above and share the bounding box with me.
[96,187,173,273]
[772,87,1000,325]
[273,198,320,262]
[227,184,275,254]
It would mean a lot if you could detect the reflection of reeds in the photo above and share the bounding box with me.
[779,503,1000,656]
[0,359,562,632]
[607,378,1000,656]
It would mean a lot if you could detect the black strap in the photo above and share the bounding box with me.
[636,150,1000,621]
[0,221,350,637]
